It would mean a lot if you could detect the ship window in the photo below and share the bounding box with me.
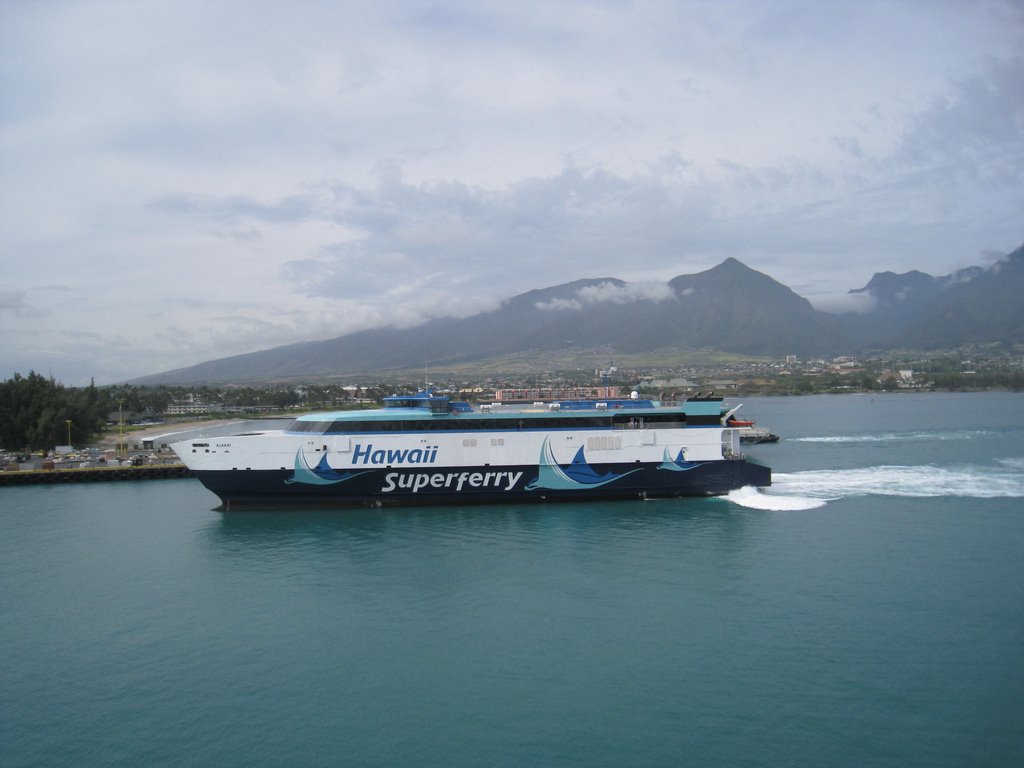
[284,412,684,434]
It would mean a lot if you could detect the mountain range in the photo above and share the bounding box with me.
[135,243,1024,384]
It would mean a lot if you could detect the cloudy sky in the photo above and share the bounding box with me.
[2,0,1022,384]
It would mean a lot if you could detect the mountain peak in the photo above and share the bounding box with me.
[852,270,936,300]
[669,257,800,300]
[713,256,755,274]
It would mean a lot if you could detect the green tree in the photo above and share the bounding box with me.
[0,371,108,450]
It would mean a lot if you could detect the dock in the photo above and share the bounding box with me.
[0,464,192,486]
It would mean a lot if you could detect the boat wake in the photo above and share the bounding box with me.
[790,428,999,444]
[724,486,830,511]
[725,460,1024,510]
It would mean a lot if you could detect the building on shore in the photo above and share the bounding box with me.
[494,386,622,402]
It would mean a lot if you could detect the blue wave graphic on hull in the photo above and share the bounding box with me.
[526,438,640,491]
[286,451,368,486]
[658,447,705,472]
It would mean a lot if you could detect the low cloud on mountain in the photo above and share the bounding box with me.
[535,281,676,312]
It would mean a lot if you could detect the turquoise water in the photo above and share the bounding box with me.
[2,392,1023,767]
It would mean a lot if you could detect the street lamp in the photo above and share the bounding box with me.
[66,419,72,447]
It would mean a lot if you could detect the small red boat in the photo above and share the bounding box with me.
[726,418,754,428]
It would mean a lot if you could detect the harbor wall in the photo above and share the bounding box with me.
[0,465,191,486]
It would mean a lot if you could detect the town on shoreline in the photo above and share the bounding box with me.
[2,350,1022,462]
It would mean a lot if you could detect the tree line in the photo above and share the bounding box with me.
[0,372,108,452]
[0,373,388,451]
[0,373,222,451]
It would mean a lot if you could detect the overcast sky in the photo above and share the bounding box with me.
[2,0,1022,385]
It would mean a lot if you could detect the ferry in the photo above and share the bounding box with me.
[171,391,771,510]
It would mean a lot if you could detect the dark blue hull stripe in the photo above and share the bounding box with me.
[190,460,771,510]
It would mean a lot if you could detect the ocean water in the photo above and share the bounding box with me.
[2,392,1022,767]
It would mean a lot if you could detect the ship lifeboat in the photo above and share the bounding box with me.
[726,418,754,428]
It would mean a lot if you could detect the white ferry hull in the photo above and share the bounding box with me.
[173,425,771,510]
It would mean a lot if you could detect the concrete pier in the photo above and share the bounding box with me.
[0,464,191,486]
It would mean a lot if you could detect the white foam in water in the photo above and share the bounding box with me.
[791,433,910,444]
[791,429,995,444]
[724,486,829,511]
[725,460,1024,511]
[780,464,1024,499]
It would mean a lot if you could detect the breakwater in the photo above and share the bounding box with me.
[0,464,191,486]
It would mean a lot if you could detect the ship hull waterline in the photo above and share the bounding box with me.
[187,459,771,511]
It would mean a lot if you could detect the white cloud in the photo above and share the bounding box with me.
[535,281,675,312]
[535,297,584,312]
[577,281,676,305]
[809,292,878,315]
